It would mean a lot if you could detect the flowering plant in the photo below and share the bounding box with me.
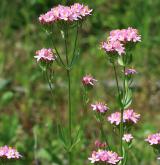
[88,27,141,165]
[34,2,159,165]
[35,2,93,165]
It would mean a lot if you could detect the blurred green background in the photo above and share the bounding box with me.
[0,0,160,164]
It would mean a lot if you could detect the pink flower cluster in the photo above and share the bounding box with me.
[91,102,109,113]
[109,28,141,43]
[0,146,22,159]
[34,48,56,62]
[82,75,97,86]
[39,3,92,24]
[125,68,137,75]
[88,149,122,164]
[101,27,141,55]
[101,40,125,56]
[122,134,134,143]
[108,109,140,125]
[145,132,160,145]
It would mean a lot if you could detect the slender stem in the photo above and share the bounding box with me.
[121,66,126,165]
[49,25,66,67]
[70,22,79,66]
[113,63,120,96]
[64,22,72,165]
[112,63,124,161]
[64,23,69,65]
[99,115,111,150]
[45,69,54,97]
[67,70,72,142]
[120,109,124,157]
[67,69,72,165]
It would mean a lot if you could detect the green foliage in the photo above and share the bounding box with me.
[0,0,160,164]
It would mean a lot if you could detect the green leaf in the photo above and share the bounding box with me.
[126,53,133,65]
[39,61,47,72]
[108,54,118,64]
[124,98,132,109]
[118,56,125,66]
[117,91,124,108]
[61,30,65,39]
[1,91,14,106]
[122,89,133,109]
[52,153,63,165]
[36,148,52,161]
[69,128,81,152]
[0,78,11,91]
[57,125,68,151]
[70,49,80,68]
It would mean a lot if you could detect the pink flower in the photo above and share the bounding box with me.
[95,140,107,148]
[88,149,122,164]
[108,109,140,125]
[145,133,160,145]
[80,5,93,17]
[122,134,134,143]
[39,3,92,24]
[34,48,56,62]
[39,11,57,24]
[100,40,125,56]
[123,109,140,124]
[88,151,100,163]
[125,68,137,75]
[126,27,141,42]
[0,146,22,159]
[101,27,141,56]
[108,112,121,125]
[91,102,109,113]
[109,27,141,43]
[106,151,122,164]
[82,75,97,86]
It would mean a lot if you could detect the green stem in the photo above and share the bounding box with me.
[67,69,72,165]
[45,68,54,97]
[112,63,124,161]
[120,108,124,157]
[64,22,72,165]
[0,159,6,165]
[70,22,79,67]
[99,115,111,150]
[49,25,66,67]
[113,63,120,96]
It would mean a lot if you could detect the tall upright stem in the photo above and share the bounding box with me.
[64,23,72,165]
[113,63,124,160]
[120,107,124,158]
[67,69,72,165]
[113,63,120,96]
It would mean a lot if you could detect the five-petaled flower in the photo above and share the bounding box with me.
[34,48,56,62]
[145,133,160,146]
[82,75,97,86]
[122,134,134,143]
[91,102,109,113]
